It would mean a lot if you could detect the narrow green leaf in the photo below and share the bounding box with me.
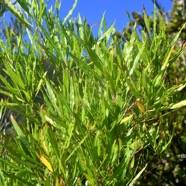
[98,12,106,37]
[143,9,151,36]
[97,24,115,44]
[63,0,78,24]
[10,114,25,138]
[128,164,148,186]
[129,43,145,75]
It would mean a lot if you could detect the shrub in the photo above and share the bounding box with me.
[0,0,185,185]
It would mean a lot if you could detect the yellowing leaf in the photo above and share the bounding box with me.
[136,99,145,113]
[39,154,53,173]
[170,100,186,109]
[39,129,48,154]
[109,45,115,55]
[175,84,186,91]
[120,114,133,124]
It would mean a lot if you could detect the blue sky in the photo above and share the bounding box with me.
[48,0,172,32]
[6,0,172,33]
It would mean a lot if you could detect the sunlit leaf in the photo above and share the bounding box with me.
[170,100,186,109]
[129,164,148,186]
[39,154,53,173]
[136,98,145,113]
[120,114,133,124]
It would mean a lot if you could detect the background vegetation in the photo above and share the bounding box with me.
[0,0,186,185]
[123,0,186,185]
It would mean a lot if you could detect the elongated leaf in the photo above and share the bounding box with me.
[128,164,148,186]
[97,24,115,44]
[3,0,33,31]
[136,98,145,113]
[120,114,133,124]
[170,100,186,109]
[129,43,145,75]
[10,114,25,138]
[63,0,78,24]
[39,153,53,173]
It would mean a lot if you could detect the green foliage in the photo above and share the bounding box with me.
[0,0,185,185]
[167,0,186,39]
[120,0,186,185]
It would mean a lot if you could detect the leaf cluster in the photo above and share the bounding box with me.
[0,0,186,185]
